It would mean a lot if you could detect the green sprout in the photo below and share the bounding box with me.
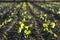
[57,11,60,15]
[43,27,48,31]
[53,33,58,38]
[18,22,24,33]
[24,30,31,38]
[43,23,48,27]
[50,22,56,28]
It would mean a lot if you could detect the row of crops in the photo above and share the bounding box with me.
[0,2,59,40]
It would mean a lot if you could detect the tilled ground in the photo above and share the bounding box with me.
[0,2,59,40]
